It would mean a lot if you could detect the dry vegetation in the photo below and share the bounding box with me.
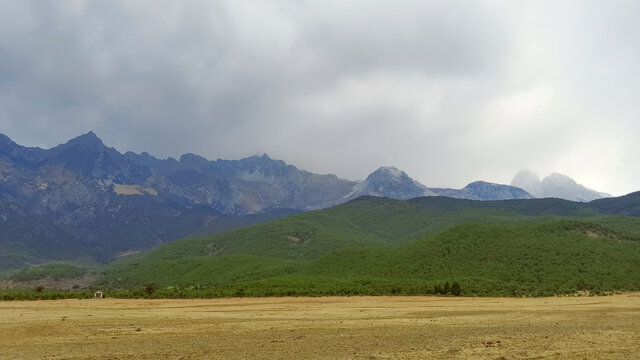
[113,184,158,196]
[1,294,639,359]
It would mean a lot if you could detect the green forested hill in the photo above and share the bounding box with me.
[94,194,640,296]
[107,195,624,263]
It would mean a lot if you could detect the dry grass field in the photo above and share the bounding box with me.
[1,294,639,359]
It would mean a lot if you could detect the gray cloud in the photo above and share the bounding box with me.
[0,0,638,195]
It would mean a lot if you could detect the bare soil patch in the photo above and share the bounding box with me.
[113,184,157,196]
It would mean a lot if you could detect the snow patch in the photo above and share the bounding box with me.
[238,170,277,184]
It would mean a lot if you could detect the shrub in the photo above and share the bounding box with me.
[144,283,158,295]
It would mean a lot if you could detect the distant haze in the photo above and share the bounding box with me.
[1,1,638,196]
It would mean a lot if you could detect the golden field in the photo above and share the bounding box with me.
[1,294,639,359]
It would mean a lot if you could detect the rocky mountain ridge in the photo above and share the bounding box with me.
[0,132,610,268]
[430,181,534,201]
[349,167,533,201]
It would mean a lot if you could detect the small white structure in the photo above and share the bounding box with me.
[93,290,103,299]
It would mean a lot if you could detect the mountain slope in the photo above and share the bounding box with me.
[97,194,640,296]
[104,193,640,267]
[588,191,640,216]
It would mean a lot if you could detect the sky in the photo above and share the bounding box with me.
[0,0,638,196]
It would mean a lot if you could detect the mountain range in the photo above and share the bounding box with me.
[0,132,612,269]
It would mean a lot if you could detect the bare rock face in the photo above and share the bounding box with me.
[0,132,357,268]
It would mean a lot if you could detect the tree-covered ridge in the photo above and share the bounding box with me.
[91,195,640,297]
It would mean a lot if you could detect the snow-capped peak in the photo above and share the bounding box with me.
[511,169,610,202]
[377,166,403,179]
[345,166,434,200]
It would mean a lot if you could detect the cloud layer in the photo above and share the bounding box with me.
[1,0,638,195]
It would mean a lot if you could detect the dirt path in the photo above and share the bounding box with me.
[1,294,639,359]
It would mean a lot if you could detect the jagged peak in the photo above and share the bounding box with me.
[348,166,433,200]
[62,131,105,150]
[74,131,100,140]
[242,153,274,161]
[236,153,291,169]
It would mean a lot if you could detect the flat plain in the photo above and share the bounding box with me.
[1,294,639,359]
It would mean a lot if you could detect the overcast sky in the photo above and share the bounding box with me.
[1,0,638,195]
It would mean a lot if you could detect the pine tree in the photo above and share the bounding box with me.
[451,281,462,296]
[443,282,451,295]
[434,284,443,295]
[144,283,158,296]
